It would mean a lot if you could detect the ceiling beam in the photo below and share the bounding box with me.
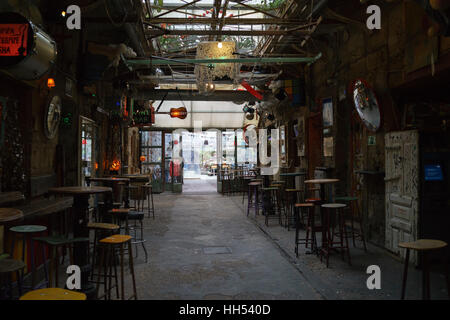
[144,17,309,25]
[145,29,308,36]
[127,55,321,66]
[132,89,261,101]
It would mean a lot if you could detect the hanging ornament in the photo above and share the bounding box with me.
[241,80,263,100]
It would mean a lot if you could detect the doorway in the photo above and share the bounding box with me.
[79,117,97,186]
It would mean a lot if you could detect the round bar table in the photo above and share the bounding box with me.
[0,208,24,256]
[48,186,112,300]
[304,179,340,202]
[0,208,24,225]
[86,177,130,208]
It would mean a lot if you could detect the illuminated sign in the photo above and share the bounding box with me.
[0,23,29,57]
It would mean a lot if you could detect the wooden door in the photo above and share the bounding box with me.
[385,130,419,263]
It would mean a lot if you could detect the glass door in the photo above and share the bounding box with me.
[164,132,173,191]
[140,130,163,193]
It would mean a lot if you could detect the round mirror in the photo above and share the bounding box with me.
[44,95,62,139]
[351,79,381,132]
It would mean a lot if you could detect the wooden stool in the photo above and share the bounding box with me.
[19,288,86,300]
[335,196,367,252]
[399,239,449,300]
[285,189,304,230]
[108,208,131,234]
[9,225,49,289]
[143,184,155,219]
[270,184,286,224]
[0,258,26,299]
[87,222,120,282]
[241,177,253,204]
[261,187,281,226]
[247,182,262,218]
[96,234,137,300]
[32,236,89,287]
[294,203,315,257]
[320,204,351,268]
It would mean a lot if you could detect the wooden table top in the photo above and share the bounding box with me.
[304,179,340,184]
[48,186,112,195]
[113,175,149,181]
[280,172,307,176]
[87,177,130,182]
[398,239,447,251]
[0,208,24,224]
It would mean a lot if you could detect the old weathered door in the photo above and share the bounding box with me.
[385,130,419,263]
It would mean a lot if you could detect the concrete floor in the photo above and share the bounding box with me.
[113,178,449,300]
[127,178,323,300]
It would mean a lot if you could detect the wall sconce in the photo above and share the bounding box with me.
[47,78,56,89]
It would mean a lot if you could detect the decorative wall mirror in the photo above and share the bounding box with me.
[350,79,381,132]
[44,95,62,139]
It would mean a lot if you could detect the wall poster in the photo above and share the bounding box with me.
[322,98,333,127]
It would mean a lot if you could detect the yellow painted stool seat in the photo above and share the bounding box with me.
[398,239,447,251]
[87,222,120,230]
[100,234,132,244]
[19,288,86,300]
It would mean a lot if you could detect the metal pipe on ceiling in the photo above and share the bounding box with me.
[126,54,321,66]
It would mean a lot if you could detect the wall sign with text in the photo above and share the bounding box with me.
[0,12,34,68]
[0,24,29,57]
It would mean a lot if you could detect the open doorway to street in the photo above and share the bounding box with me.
[181,130,219,194]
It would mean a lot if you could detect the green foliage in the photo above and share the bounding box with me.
[256,0,286,11]
[153,0,164,13]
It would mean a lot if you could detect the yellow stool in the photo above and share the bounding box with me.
[19,288,86,300]
[96,234,137,300]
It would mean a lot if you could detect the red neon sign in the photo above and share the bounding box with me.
[0,24,29,57]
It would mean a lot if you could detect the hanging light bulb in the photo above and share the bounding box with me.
[217,42,223,49]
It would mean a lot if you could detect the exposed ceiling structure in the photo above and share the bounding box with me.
[33,0,380,127]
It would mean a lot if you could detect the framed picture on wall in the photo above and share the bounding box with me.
[322,97,333,127]
[295,117,305,157]
[324,136,334,157]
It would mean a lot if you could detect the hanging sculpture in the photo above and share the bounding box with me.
[195,41,239,95]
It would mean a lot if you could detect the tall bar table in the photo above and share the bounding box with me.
[48,186,112,300]
[86,177,130,208]
[303,179,340,255]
